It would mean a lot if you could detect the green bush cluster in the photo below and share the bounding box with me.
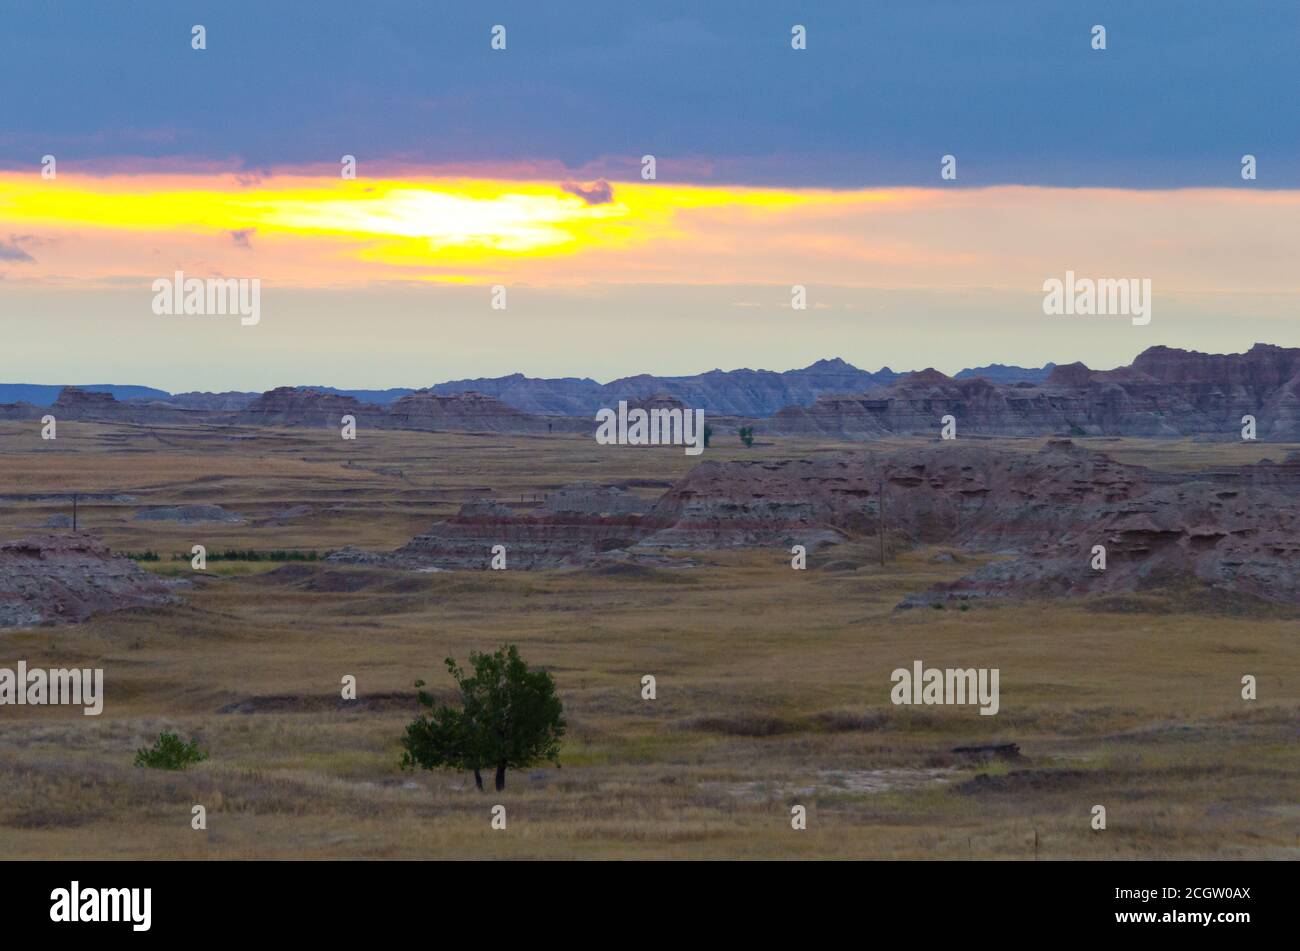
[167,549,320,562]
[134,732,208,770]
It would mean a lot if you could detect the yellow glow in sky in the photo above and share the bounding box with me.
[0,174,858,272]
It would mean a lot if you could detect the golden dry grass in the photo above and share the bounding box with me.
[0,421,1296,858]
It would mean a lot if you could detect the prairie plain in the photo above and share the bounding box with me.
[0,421,1297,859]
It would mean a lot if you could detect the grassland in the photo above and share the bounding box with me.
[0,421,1296,859]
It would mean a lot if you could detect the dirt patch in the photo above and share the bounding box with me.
[807,710,891,733]
[1085,586,1300,619]
[301,571,391,594]
[582,562,698,583]
[2,807,106,830]
[251,564,396,594]
[819,559,864,572]
[250,563,317,584]
[674,714,796,737]
[955,769,1090,796]
[217,691,418,714]
[952,742,1023,763]
[702,768,956,801]
[134,504,244,523]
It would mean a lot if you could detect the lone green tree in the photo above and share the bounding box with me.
[401,644,565,792]
[738,426,754,448]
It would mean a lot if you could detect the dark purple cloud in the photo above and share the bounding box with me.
[561,179,614,205]
[0,236,35,262]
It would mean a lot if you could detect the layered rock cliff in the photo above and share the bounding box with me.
[239,387,381,427]
[767,345,1300,440]
[426,358,901,417]
[0,533,179,628]
[387,390,586,433]
[355,441,1300,605]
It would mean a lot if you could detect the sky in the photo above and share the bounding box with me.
[0,1,1297,391]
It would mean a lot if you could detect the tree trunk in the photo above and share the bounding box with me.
[494,763,507,791]
[473,769,484,791]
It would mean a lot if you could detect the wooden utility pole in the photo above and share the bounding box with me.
[72,493,78,532]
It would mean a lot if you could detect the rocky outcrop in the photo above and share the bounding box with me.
[217,386,587,433]
[239,387,381,427]
[638,439,1153,553]
[0,401,42,421]
[331,481,662,570]
[543,482,654,516]
[934,476,1300,605]
[626,393,689,414]
[427,358,901,417]
[955,363,1056,384]
[641,439,1300,604]
[768,345,1300,441]
[0,533,178,628]
[333,439,1300,603]
[386,390,582,433]
[389,502,652,569]
[51,387,120,418]
[364,441,1147,568]
[426,373,606,417]
[43,387,204,424]
[1043,362,1094,386]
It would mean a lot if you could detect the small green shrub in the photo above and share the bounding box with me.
[134,732,208,770]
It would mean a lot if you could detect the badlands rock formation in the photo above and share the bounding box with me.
[426,358,902,417]
[543,482,654,516]
[649,439,1300,604]
[44,387,195,424]
[239,387,382,427]
[8,387,217,424]
[7,384,585,434]
[329,481,658,570]
[52,387,119,417]
[954,363,1056,384]
[389,502,649,569]
[0,533,178,628]
[5,345,1296,438]
[640,439,1155,552]
[936,475,1300,605]
[238,386,584,434]
[387,390,587,433]
[0,400,42,420]
[768,344,1300,441]
[358,441,1300,605]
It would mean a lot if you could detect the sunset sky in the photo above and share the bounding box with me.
[1,1,1296,391]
